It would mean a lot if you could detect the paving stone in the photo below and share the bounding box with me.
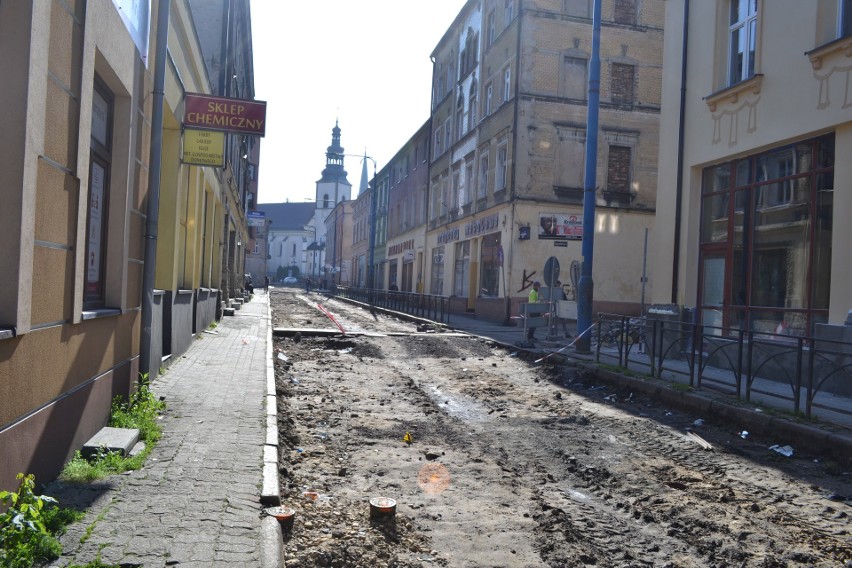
[54,295,272,567]
[82,427,140,459]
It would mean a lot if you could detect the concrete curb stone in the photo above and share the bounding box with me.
[261,294,283,567]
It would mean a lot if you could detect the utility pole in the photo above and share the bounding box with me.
[576,0,602,354]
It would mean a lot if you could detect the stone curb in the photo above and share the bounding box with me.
[587,363,852,457]
[260,296,283,567]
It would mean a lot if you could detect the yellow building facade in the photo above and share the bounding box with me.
[652,0,852,336]
[0,0,256,492]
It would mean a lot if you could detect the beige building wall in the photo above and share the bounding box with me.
[0,0,154,490]
[425,0,663,322]
[653,0,852,327]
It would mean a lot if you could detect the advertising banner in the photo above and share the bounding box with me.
[247,211,266,228]
[184,93,267,136]
[182,129,225,167]
[538,213,583,240]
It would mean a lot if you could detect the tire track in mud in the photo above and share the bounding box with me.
[384,335,851,567]
[270,290,851,567]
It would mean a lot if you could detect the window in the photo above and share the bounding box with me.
[478,155,489,199]
[453,241,470,297]
[605,145,632,203]
[610,63,635,105]
[503,68,511,102]
[479,233,501,297]
[564,0,590,18]
[504,0,514,25]
[444,117,451,149]
[441,177,450,217]
[430,181,440,220]
[84,80,113,309]
[842,0,852,37]
[453,170,463,213]
[496,144,508,190]
[728,0,758,85]
[613,0,637,25]
[487,10,496,46]
[323,194,330,208]
[431,247,445,295]
[434,126,442,157]
[465,163,474,205]
[698,135,834,337]
[460,28,479,77]
[561,56,587,99]
[485,83,493,116]
[468,82,478,130]
[456,95,465,140]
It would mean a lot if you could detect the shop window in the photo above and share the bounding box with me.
[84,80,113,309]
[479,233,502,297]
[698,135,834,337]
[431,246,445,295]
[453,241,470,297]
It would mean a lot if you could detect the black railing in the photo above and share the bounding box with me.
[332,287,450,324]
[594,313,852,420]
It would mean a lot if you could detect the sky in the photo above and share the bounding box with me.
[250,0,467,205]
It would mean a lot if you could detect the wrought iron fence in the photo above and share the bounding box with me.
[332,287,450,324]
[594,313,852,420]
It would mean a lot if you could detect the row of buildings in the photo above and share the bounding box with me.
[0,0,262,491]
[263,0,851,341]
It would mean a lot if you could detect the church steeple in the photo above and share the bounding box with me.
[316,120,352,210]
[320,120,348,183]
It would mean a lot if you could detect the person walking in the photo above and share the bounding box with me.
[305,277,313,293]
[264,275,270,293]
[527,281,541,341]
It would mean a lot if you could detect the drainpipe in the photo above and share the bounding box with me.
[671,0,690,305]
[505,0,524,325]
[140,0,170,377]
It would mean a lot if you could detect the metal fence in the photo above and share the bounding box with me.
[594,313,852,420]
[333,287,450,324]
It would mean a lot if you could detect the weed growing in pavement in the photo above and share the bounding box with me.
[67,551,122,568]
[0,472,83,568]
[109,373,165,444]
[208,320,218,329]
[60,373,165,483]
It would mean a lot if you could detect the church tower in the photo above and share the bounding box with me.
[315,121,352,209]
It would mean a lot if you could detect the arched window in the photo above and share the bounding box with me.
[323,194,330,208]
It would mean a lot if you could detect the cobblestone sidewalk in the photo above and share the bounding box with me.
[47,294,273,568]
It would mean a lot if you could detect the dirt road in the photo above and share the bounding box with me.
[269,287,851,568]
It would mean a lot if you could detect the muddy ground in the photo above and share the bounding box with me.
[268,287,851,568]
